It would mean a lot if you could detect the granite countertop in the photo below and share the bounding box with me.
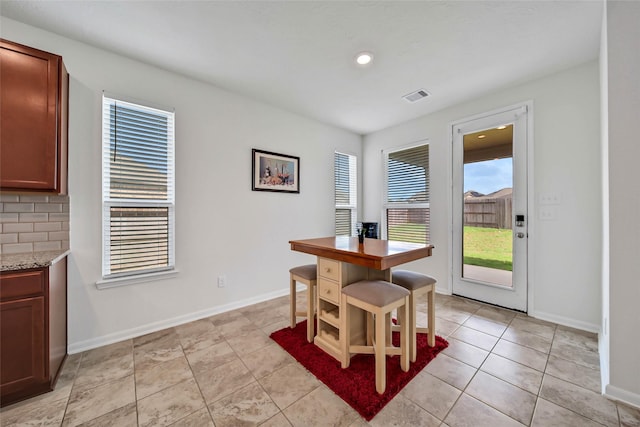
[0,250,70,272]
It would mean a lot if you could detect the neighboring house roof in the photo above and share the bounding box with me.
[464,188,512,199]
[464,190,484,199]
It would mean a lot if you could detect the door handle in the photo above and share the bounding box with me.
[516,232,525,238]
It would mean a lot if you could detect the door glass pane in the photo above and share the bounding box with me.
[462,125,513,287]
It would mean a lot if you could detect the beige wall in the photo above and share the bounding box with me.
[605,0,640,407]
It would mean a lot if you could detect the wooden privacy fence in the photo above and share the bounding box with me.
[464,198,512,229]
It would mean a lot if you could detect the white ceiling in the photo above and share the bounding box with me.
[0,1,603,135]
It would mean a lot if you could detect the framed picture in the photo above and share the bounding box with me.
[252,149,300,193]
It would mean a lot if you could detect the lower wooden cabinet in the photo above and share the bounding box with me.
[0,258,67,407]
[0,296,46,397]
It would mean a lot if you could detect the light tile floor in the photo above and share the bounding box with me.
[1,293,639,426]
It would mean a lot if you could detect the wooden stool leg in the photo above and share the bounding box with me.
[399,298,409,372]
[306,282,314,343]
[409,292,418,362]
[340,294,351,368]
[290,276,297,329]
[385,312,392,347]
[375,311,386,394]
[427,287,435,347]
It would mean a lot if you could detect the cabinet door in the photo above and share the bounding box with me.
[0,297,46,395]
[0,40,61,192]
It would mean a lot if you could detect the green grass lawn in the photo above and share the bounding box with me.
[464,226,512,271]
[387,223,427,244]
[387,223,513,271]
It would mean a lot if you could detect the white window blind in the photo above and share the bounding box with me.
[384,143,430,244]
[102,95,175,278]
[335,152,357,236]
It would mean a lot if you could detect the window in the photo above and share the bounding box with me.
[384,143,430,244]
[334,151,357,236]
[101,95,175,280]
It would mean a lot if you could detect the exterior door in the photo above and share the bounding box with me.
[451,104,530,311]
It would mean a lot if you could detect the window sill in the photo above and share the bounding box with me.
[96,269,179,290]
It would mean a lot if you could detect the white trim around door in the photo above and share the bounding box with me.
[449,102,534,312]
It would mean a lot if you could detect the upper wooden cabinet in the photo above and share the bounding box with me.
[0,39,68,194]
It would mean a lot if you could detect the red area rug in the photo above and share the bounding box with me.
[270,320,448,421]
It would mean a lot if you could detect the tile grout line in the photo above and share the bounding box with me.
[453,305,532,426]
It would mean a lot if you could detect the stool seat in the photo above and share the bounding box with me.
[342,280,409,307]
[289,264,317,281]
[391,270,437,362]
[391,270,436,290]
[290,264,318,343]
[340,280,410,394]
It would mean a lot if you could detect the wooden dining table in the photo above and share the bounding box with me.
[289,236,434,362]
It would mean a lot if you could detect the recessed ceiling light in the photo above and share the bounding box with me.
[355,52,373,65]
[497,125,507,130]
[478,134,486,139]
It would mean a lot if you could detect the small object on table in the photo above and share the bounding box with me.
[357,224,366,244]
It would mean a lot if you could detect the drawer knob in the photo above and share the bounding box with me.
[324,267,331,273]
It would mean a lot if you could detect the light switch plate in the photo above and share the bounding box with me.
[539,206,557,220]
[539,192,561,205]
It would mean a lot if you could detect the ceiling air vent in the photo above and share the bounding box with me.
[403,89,430,103]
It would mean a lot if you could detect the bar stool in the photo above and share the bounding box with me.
[289,264,317,343]
[339,280,410,394]
[391,270,436,362]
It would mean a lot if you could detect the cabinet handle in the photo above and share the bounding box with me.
[324,267,331,273]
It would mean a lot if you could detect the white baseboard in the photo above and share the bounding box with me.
[435,286,450,295]
[68,287,290,354]
[605,384,640,409]
[528,309,600,334]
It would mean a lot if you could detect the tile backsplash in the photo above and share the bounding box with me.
[0,194,70,254]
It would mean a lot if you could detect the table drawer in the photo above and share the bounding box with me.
[0,269,46,301]
[318,258,340,281]
[318,278,340,305]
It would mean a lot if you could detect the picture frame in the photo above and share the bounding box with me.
[252,149,300,193]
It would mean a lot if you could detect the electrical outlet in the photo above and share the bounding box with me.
[217,275,227,288]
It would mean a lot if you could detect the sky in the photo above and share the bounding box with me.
[464,158,512,195]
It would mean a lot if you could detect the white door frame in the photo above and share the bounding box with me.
[448,101,534,313]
